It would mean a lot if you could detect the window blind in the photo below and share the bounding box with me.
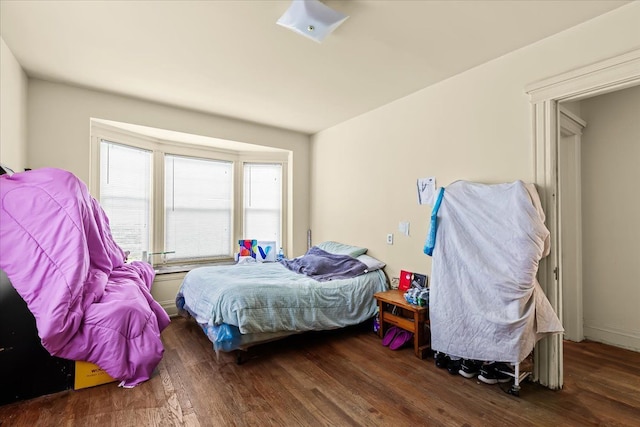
[164,155,233,261]
[243,163,282,247]
[99,141,151,261]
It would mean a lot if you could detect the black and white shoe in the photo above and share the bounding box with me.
[458,359,483,378]
[478,362,513,384]
[447,358,462,375]
[434,351,450,369]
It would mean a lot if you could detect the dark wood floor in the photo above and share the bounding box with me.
[1,316,639,426]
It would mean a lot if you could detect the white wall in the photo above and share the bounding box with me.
[0,37,28,171]
[27,79,311,258]
[310,3,640,284]
[580,85,640,351]
[27,80,312,315]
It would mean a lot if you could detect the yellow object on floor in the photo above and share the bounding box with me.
[74,361,116,389]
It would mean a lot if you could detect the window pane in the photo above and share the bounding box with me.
[100,141,151,261]
[243,163,282,246]
[165,155,232,261]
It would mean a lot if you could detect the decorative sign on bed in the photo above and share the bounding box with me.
[256,241,276,262]
[238,239,257,258]
[238,239,277,262]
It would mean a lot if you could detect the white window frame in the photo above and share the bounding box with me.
[90,121,288,268]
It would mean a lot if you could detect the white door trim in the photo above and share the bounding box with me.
[526,48,640,390]
[559,108,585,343]
[527,49,640,103]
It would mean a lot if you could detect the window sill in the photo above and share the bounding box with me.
[153,260,235,275]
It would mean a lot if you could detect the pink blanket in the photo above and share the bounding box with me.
[0,168,170,387]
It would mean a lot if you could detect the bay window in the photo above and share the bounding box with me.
[92,123,287,268]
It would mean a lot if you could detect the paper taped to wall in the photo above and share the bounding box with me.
[417,177,436,205]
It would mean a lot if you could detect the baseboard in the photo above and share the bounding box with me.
[160,300,179,317]
[583,325,640,352]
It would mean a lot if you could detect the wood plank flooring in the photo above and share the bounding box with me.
[1,316,639,426]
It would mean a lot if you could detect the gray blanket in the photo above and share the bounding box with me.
[280,247,368,281]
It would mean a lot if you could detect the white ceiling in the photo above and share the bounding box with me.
[0,0,630,135]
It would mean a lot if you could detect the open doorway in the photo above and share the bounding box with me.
[526,48,640,389]
[559,86,640,351]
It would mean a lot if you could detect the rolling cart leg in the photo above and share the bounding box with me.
[508,362,521,396]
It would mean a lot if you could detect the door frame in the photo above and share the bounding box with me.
[558,108,586,342]
[525,48,640,389]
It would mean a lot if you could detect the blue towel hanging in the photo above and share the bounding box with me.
[424,187,445,256]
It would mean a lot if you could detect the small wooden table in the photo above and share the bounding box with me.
[374,289,430,359]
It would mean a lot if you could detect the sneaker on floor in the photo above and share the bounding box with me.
[458,359,483,379]
[478,362,513,384]
[447,358,462,375]
[434,352,450,369]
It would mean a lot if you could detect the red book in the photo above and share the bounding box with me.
[399,270,413,291]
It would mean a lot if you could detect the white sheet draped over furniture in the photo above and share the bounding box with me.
[429,180,563,363]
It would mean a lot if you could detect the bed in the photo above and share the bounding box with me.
[176,242,388,357]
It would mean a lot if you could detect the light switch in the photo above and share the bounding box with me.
[398,221,410,236]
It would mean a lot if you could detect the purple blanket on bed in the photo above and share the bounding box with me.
[280,246,368,281]
[0,168,170,387]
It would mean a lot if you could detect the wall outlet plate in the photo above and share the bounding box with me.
[399,221,410,236]
[386,233,393,244]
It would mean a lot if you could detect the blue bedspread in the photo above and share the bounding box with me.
[176,262,387,335]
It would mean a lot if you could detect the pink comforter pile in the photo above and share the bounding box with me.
[0,168,170,387]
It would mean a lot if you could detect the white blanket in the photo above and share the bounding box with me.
[429,180,563,363]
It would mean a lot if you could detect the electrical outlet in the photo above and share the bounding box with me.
[386,233,393,245]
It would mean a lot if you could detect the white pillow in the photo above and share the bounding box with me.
[315,241,368,258]
[357,254,386,272]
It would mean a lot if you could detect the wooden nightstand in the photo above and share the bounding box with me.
[374,289,430,359]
